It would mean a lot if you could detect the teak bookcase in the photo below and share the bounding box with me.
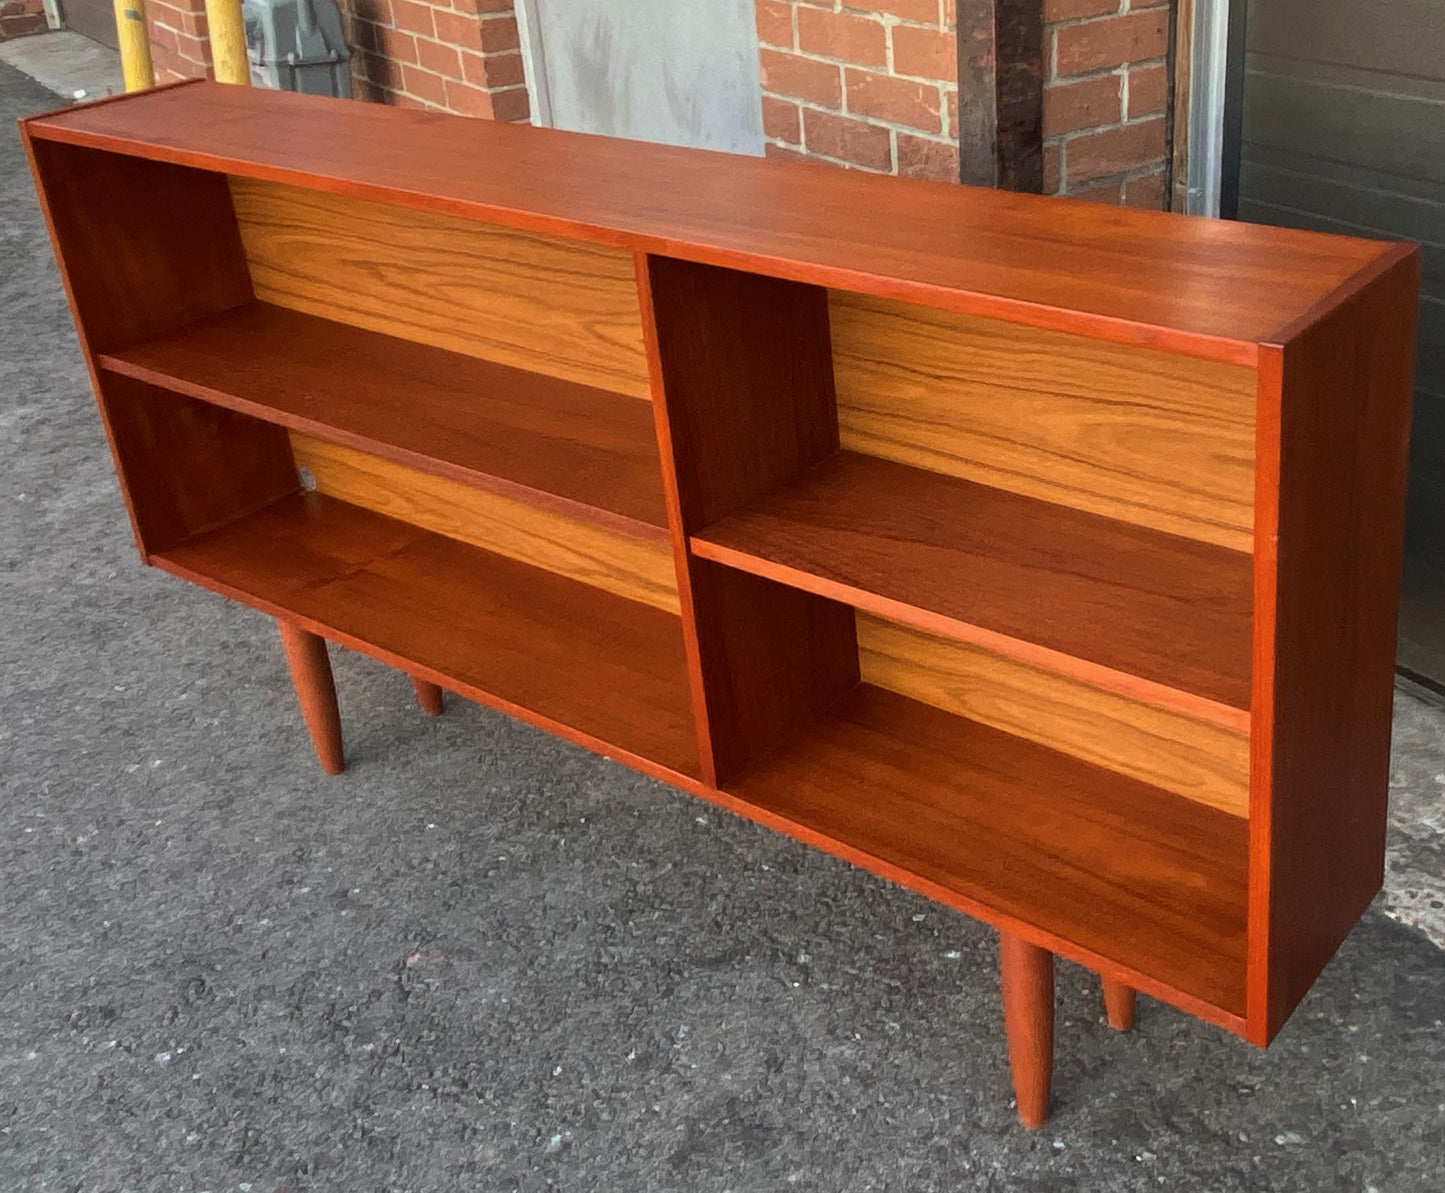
[22,81,1420,1128]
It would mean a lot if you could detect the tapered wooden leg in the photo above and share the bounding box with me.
[1102,975,1136,1032]
[1000,932,1054,1129]
[277,620,344,775]
[411,676,445,716]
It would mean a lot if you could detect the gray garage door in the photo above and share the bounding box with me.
[1238,0,1445,680]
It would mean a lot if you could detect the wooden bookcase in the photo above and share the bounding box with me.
[22,81,1420,1127]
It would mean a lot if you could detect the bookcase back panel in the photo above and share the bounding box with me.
[289,434,679,613]
[229,178,653,399]
[856,612,1250,816]
[830,292,1258,552]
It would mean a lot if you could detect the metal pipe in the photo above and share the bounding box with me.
[205,0,251,85]
[112,0,155,92]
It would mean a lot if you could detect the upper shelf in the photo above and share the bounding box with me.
[23,82,1399,364]
[98,301,670,530]
[691,451,1254,713]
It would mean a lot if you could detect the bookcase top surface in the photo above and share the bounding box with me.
[24,81,1402,362]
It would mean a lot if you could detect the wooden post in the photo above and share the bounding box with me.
[204,0,251,86]
[957,0,1044,191]
[112,0,155,92]
[411,676,445,716]
[1000,931,1054,1129]
[278,620,345,774]
[1102,976,1137,1031]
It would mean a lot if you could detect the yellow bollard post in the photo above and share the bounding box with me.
[112,0,154,92]
[204,0,252,85]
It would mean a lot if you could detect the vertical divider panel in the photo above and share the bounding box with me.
[22,136,290,557]
[636,254,859,786]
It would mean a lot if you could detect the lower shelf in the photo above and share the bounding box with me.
[727,684,1248,1016]
[152,491,702,780]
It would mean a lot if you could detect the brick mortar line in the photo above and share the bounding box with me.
[1044,0,1168,30]
[1057,164,1168,196]
[1057,161,1168,194]
[773,141,893,174]
[1045,110,1167,145]
[764,89,956,143]
[763,43,953,88]
[1047,54,1166,86]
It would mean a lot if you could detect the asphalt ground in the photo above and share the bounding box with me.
[2,60,1443,1192]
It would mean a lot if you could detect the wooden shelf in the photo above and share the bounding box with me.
[691,452,1253,711]
[99,302,669,530]
[728,684,1249,1014]
[26,81,1399,362]
[152,491,700,779]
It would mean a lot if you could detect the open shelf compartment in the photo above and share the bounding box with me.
[691,450,1254,712]
[725,682,1249,1016]
[98,301,670,530]
[152,489,701,780]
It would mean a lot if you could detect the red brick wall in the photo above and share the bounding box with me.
[0,0,48,40]
[345,0,528,119]
[140,1,1174,208]
[147,0,212,83]
[1041,0,1170,206]
[755,0,961,180]
[143,0,530,122]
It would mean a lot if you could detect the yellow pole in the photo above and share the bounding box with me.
[204,0,251,85]
[112,0,154,92]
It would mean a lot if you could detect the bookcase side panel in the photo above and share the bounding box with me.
[26,139,253,355]
[24,138,263,557]
[229,178,653,400]
[100,375,300,556]
[1250,248,1421,1044]
[830,292,1258,553]
[640,256,857,784]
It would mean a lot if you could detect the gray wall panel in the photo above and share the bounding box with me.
[1241,0,1445,567]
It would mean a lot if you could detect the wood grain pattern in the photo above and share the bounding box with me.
[729,684,1250,1014]
[26,83,1399,362]
[856,613,1250,816]
[290,435,679,614]
[278,621,345,774]
[100,375,299,556]
[154,491,701,779]
[641,256,858,784]
[24,137,252,355]
[1000,933,1054,1129]
[411,676,445,716]
[229,177,653,399]
[100,301,669,527]
[1101,976,1136,1031]
[693,451,1254,710]
[831,292,1258,551]
[1248,246,1420,1044]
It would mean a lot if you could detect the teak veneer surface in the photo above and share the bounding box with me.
[730,684,1249,1014]
[154,491,700,779]
[692,451,1253,710]
[289,435,679,614]
[855,614,1250,816]
[829,292,1258,552]
[23,82,1395,361]
[99,302,668,529]
[229,178,653,399]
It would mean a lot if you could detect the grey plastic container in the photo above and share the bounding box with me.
[242,0,352,98]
